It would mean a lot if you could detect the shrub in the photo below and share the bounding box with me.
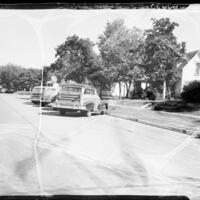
[145,88,156,100]
[130,88,145,99]
[181,81,200,103]
[153,101,186,112]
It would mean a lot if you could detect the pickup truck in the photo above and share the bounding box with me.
[51,83,108,117]
[30,85,60,106]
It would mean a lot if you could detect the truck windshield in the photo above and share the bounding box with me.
[32,87,44,93]
[45,87,56,92]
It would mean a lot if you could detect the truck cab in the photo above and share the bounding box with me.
[52,83,108,116]
[30,84,60,106]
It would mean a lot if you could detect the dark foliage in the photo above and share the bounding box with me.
[0,64,44,91]
[153,100,200,112]
[181,81,200,103]
[130,88,145,99]
[145,88,156,100]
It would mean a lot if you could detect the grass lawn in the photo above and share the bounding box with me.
[108,99,200,136]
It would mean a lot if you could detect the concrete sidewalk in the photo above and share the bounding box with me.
[108,101,200,137]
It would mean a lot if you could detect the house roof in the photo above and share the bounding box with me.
[178,50,199,70]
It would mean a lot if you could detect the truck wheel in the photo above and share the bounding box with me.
[101,111,105,115]
[59,110,66,116]
[41,102,47,107]
[84,110,92,117]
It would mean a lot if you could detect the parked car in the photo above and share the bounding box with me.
[30,85,60,106]
[0,87,7,93]
[14,91,31,95]
[5,88,15,93]
[51,83,108,116]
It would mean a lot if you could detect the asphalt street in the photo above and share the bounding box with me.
[0,94,200,199]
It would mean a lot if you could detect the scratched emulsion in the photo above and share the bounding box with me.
[0,5,200,200]
[0,104,200,197]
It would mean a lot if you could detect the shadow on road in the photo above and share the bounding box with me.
[41,107,52,111]
[41,111,85,117]
[23,101,40,107]
[23,101,52,109]
[17,97,30,100]
[23,101,34,105]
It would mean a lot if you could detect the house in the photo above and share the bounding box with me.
[103,78,150,99]
[175,50,200,96]
[110,82,129,97]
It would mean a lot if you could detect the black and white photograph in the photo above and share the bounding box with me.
[0,4,200,199]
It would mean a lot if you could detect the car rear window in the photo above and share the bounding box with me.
[61,86,82,93]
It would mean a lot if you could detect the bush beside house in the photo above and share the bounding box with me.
[181,81,200,103]
[153,81,200,112]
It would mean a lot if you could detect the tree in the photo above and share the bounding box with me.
[0,64,42,91]
[0,64,21,90]
[42,66,51,85]
[51,35,98,83]
[143,18,186,100]
[98,19,145,98]
[88,56,111,97]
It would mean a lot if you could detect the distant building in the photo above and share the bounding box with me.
[109,77,149,98]
[175,50,200,96]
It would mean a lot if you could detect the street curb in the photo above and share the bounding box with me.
[109,113,195,136]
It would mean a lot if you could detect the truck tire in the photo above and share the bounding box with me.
[83,110,92,117]
[41,102,47,107]
[59,110,66,116]
[31,101,38,104]
[101,111,105,115]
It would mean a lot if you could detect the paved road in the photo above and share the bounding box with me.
[0,94,200,199]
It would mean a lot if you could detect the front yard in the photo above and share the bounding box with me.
[108,99,200,137]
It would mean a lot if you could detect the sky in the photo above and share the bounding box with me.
[0,5,200,69]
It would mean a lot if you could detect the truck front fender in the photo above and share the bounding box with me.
[84,102,95,111]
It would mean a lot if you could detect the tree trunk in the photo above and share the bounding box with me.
[168,86,171,100]
[125,80,132,98]
[163,80,166,101]
[119,82,121,99]
[129,81,132,97]
[99,84,102,99]
[131,80,136,99]
[125,82,129,98]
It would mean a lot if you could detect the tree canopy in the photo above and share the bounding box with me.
[0,17,187,99]
[0,64,43,91]
[143,18,186,86]
[98,19,145,97]
[51,35,98,83]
